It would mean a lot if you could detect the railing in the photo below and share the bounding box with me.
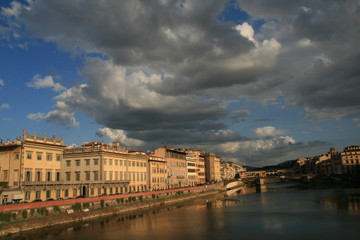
[64,146,127,154]
[22,180,130,186]
[24,134,64,145]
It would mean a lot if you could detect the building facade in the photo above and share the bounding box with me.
[154,148,188,188]
[202,152,221,182]
[148,155,167,191]
[0,130,65,203]
[63,142,148,198]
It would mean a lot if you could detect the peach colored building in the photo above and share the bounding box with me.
[148,155,166,191]
[154,147,188,189]
[0,130,65,203]
[185,149,206,185]
[63,142,148,198]
[202,152,221,182]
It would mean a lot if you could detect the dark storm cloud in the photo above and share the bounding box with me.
[3,0,359,165]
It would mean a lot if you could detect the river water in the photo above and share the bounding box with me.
[8,183,360,240]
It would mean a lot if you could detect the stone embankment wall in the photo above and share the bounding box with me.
[0,184,223,237]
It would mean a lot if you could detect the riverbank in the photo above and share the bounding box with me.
[0,187,223,238]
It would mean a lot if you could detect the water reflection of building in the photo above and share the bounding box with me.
[320,192,360,215]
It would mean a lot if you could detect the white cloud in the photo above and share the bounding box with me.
[97,127,144,147]
[26,75,65,92]
[234,22,257,45]
[1,1,23,17]
[0,103,10,109]
[0,79,4,86]
[26,112,45,120]
[27,110,79,127]
[253,126,286,137]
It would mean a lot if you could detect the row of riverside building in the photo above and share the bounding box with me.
[241,146,360,179]
[0,130,245,204]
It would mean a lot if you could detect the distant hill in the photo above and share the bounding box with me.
[245,159,297,171]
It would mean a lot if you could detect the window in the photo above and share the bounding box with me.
[109,159,113,165]
[56,172,60,181]
[2,170,8,181]
[25,171,31,182]
[36,171,41,181]
[85,159,90,166]
[93,171,99,181]
[47,172,52,181]
[94,159,99,165]
[66,172,71,181]
[109,171,113,180]
[56,190,61,199]
[104,159,107,165]
[66,160,71,167]
[46,190,51,199]
[73,189,77,197]
[14,152,20,160]
[36,152,42,160]
[85,171,90,181]
[64,189,69,197]
[76,160,80,166]
[46,153,52,161]
[26,151,32,159]
[75,172,80,181]
[115,160,118,166]
[36,191,41,199]
[120,160,123,166]
[56,155,61,161]
[25,192,30,201]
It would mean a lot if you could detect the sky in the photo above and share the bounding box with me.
[0,0,359,167]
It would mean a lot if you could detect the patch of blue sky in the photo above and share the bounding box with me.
[218,0,265,31]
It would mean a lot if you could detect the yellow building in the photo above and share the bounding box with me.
[154,147,188,189]
[148,155,166,191]
[340,145,360,175]
[185,149,206,185]
[63,142,148,198]
[202,152,221,182]
[0,130,65,203]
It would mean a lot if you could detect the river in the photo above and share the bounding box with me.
[6,182,360,240]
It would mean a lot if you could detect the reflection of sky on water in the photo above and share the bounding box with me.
[8,187,360,240]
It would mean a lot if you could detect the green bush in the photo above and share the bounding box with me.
[131,197,136,202]
[152,194,156,199]
[53,205,61,213]
[30,208,35,216]
[0,212,12,222]
[22,210,28,219]
[71,203,82,212]
[138,196,143,202]
[82,202,90,209]
[100,200,105,208]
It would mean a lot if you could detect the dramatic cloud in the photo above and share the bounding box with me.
[27,111,79,127]
[97,128,145,148]
[2,0,358,165]
[26,75,65,92]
